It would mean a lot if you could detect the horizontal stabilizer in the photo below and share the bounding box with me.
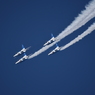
[22,44,25,49]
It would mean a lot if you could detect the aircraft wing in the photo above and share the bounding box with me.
[13,45,25,57]
[44,40,52,46]
[43,33,55,46]
[13,45,31,57]
[25,46,31,51]
[21,44,31,52]
[15,57,24,64]
[13,51,22,57]
[48,49,56,55]
[48,43,60,55]
[15,53,28,64]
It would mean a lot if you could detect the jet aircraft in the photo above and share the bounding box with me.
[13,45,31,57]
[15,53,28,64]
[48,43,60,55]
[43,33,55,46]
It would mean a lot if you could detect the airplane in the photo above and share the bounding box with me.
[43,33,55,46]
[13,45,31,57]
[15,53,28,64]
[48,43,60,55]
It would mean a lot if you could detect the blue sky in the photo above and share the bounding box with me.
[0,0,95,95]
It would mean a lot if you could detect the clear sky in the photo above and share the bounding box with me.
[0,0,95,95]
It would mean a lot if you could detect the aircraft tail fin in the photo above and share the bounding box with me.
[24,52,27,56]
[56,43,59,47]
[22,44,25,49]
[51,33,54,38]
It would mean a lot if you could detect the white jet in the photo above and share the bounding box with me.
[48,43,60,55]
[43,33,55,46]
[13,44,31,57]
[15,53,28,64]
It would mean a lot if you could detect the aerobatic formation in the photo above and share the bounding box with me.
[44,33,60,55]
[13,45,31,64]
[13,0,95,64]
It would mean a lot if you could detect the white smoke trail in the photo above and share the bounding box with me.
[28,0,95,59]
[56,0,95,40]
[60,22,95,51]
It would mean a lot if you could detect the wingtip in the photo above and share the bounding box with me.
[43,44,46,46]
[15,61,19,64]
[13,55,15,57]
[48,53,50,55]
[29,46,31,48]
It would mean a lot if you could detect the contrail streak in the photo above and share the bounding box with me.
[28,0,95,59]
[56,0,95,40]
[60,22,95,51]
